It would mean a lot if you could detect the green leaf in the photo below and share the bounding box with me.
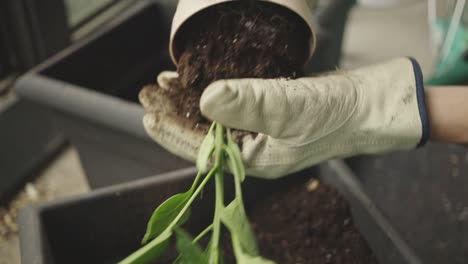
[225,142,246,182]
[220,199,258,256]
[174,228,207,264]
[142,192,192,244]
[231,235,276,264]
[142,166,218,244]
[119,230,172,264]
[197,123,216,173]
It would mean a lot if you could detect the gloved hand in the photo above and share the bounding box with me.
[140,57,430,178]
[139,71,208,162]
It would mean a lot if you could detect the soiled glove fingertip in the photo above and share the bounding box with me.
[139,85,157,109]
[143,113,158,129]
[157,71,179,90]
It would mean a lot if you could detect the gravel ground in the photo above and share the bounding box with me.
[0,147,89,264]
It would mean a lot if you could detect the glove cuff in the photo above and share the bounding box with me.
[408,57,430,147]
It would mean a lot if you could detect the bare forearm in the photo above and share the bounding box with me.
[426,87,468,143]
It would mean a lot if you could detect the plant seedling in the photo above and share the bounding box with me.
[120,122,275,264]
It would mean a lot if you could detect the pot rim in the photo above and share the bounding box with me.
[169,0,317,66]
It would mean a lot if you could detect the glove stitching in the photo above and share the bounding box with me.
[151,125,201,157]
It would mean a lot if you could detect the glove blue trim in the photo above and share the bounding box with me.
[409,57,430,147]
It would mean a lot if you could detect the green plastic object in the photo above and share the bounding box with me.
[428,19,468,85]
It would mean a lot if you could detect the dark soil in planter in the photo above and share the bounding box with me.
[247,179,379,264]
[155,179,379,264]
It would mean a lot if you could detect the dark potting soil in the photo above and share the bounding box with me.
[176,1,310,90]
[246,179,379,264]
[155,179,379,264]
[163,1,310,126]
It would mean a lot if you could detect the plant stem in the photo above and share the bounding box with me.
[193,224,213,243]
[209,123,225,264]
[168,166,218,231]
[227,128,245,205]
[190,170,204,192]
[214,123,224,170]
[232,161,244,205]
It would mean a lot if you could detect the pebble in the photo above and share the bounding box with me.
[25,183,39,201]
[0,182,45,238]
[8,208,17,218]
[344,218,351,226]
[306,179,319,192]
[1,212,17,237]
[3,214,13,226]
[245,21,254,30]
[6,220,18,233]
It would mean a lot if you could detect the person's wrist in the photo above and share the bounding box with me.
[426,87,468,144]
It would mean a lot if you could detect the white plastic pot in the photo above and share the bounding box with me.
[169,0,317,65]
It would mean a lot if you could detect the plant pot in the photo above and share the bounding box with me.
[346,143,468,264]
[18,162,422,264]
[14,0,191,189]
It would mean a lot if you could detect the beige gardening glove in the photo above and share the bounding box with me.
[141,57,430,178]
